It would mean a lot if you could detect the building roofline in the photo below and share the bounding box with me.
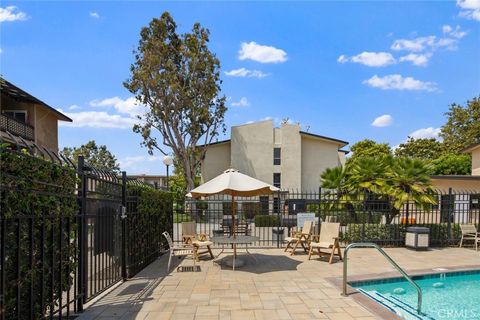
[197,139,231,148]
[462,142,480,153]
[430,175,480,181]
[339,149,350,154]
[299,131,349,147]
[0,78,73,122]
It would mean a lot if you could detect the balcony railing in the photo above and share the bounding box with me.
[0,113,34,141]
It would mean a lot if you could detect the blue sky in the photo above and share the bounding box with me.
[1,1,479,174]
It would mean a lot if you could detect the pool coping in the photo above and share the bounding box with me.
[327,264,480,320]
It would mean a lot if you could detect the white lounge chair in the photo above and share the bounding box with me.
[284,220,314,255]
[163,231,196,272]
[308,222,342,264]
[181,221,214,261]
[459,224,479,251]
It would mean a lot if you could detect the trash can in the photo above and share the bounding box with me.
[405,227,430,250]
[272,227,285,243]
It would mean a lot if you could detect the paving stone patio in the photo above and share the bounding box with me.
[78,247,480,320]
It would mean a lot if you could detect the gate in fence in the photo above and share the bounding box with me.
[0,143,172,320]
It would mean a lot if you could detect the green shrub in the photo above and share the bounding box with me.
[127,187,173,277]
[242,202,261,220]
[1,145,78,319]
[341,223,462,245]
[254,215,279,227]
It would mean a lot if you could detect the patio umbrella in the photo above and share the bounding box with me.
[187,168,279,238]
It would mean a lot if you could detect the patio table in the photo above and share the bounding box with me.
[211,235,259,271]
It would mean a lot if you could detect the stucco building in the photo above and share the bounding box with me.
[0,78,72,151]
[201,120,348,191]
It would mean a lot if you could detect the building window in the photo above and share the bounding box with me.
[273,147,281,165]
[471,194,480,210]
[273,173,281,188]
[3,110,27,123]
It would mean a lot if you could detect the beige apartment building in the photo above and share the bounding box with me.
[201,120,349,191]
[0,78,72,151]
[430,142,480,192]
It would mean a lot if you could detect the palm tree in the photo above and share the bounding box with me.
[387,157,437,224]
[320,166,346,190]
[346,156,390,194]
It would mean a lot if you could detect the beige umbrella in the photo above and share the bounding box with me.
[187,168,280,238]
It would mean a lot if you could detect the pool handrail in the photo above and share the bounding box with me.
[342,242,423,315]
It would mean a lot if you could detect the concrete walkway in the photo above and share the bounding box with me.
[78,247,480,320]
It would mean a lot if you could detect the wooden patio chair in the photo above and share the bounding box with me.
[163,231,197,272]
[308,222,342,264]
[284,220,314,255]
[181,222,214,261]
[459,224,479,251]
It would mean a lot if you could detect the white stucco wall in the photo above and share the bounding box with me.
[231,121,274,185]
[280,123,302,190]
[472,148,480,176]
[201,142,231,183]
[301,136,343,191]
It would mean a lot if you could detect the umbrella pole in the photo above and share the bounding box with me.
[232,196,236,239]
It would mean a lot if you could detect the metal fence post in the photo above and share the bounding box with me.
[277,190,281,248]
[76,156,86,311]
[121,171,127,280]
[318,187,322,230]
[447,187,453,243]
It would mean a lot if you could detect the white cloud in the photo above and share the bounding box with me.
[68,104,80,110]
[59,111,138,129]
[238,41,287,63]
[442,25,453,34]
[0,6,27,22]
[445,25,468,39]
[408,127,441,139]
[224,68,269,78]
[457,0,480,21]
[371,114,393,127]
[90,96,146,117]
[337,52,396,67]
[363,74,437,91]
[391,36,437,52]
[399,53,431,66]
[119,155,163,172]
[89,12,100,19]
[231,97,250,107]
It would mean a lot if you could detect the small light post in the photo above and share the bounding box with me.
[163,155,173,190]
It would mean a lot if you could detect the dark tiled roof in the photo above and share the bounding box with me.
[0,78,72,122]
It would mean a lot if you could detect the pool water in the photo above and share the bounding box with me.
[352,270,480,320]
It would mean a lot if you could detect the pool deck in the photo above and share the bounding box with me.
[78,247,480,320]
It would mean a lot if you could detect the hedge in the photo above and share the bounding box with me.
[1,145,78,319]
[242,202,261,220]
[126,186,173,277]
[254,215,279,227]
[341,223,462,245]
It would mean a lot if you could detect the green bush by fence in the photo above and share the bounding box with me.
[341,223,462,245]
[0,145,78,319]
[254,215,279,227]
[242,202,261,220]
[126,186,173,277]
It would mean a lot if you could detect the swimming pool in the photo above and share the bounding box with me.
[351,269,480,320]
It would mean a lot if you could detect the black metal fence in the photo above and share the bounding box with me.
[174,189,480,247]
[0,141,172,320]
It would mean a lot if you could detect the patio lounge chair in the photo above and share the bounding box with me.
[182,222,214,261]
[459,224,479,251]
[308,222,342,264]
[163,231,196,272]
[284,220,314,255]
